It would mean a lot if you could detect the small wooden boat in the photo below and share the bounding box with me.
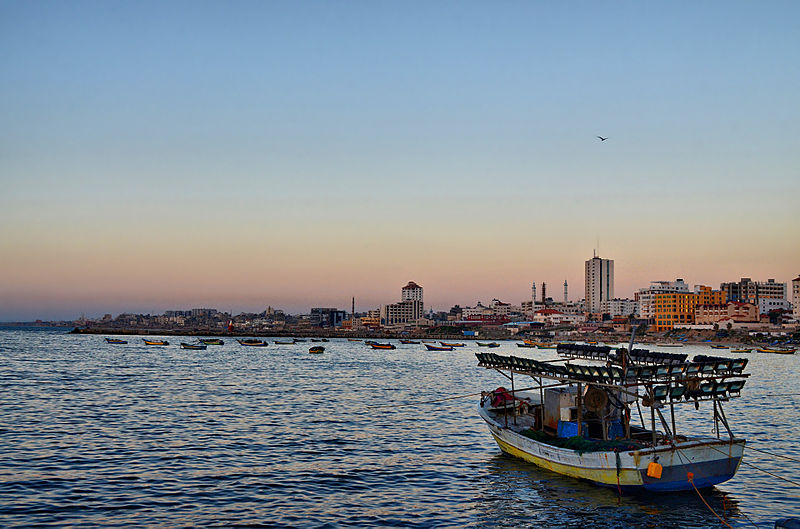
[425,344,454,351]
[536,343,557,349]
[180,342,207,350]
[237,339,268,347]
[309,346,325,354]
[757,347,796,354]
[274,340,295,345]
[199,338,224,345]
[348,338,361,342]
[105,337,128,344]
[710,345,729,349]
[731,348,752,354]
[477,342,500,348]
[476,340,750,492]
[400,340,420,344]
[440,342,465,347]
[143,339,169,346]
[517,343,536,348]
[370,343,396,350]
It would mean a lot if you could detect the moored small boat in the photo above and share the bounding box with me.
[536,343,557,349]
[710,344,729,349]
[517,343,536,348]
[400,340,420,344]
[143,339,169,346]
[237,339,268,347]
[425,344,454,351]
[440,342,465,347]
[757,347,796,354]
[274,340,295,345]
[476,341,750,492]
[309,346,325,354]
[348,338,361,342]
[477,342,500,348]
[370,343,396,350]
[731,348,752,354]
[105,337,128,344]
[199,338,224,345]
[180,342,207,350]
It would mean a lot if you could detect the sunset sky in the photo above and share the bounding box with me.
[2,1,799,320]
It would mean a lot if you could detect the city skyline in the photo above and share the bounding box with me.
[2,2,799,321]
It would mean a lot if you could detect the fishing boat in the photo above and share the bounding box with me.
[517,343,536,348]
[180,342,207,350]
[440,342,465,347]
[757,347,796,354]
[536,343,557,349]
[425,344,454,351]
[309,346,325,354]
[237,339,268,347]
[105,337,128,344]
[710,345,729,349]
[370,343,396,350]
[199,338,224,345]
[143,339,169,346]
[731,348,752,354]
[476,341,749,492]
[477,342,501,348]
[274,340,295,345]
[400,340,420,344]
[348,338,361,342]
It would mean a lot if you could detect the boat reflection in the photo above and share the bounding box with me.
[474,453,747,528]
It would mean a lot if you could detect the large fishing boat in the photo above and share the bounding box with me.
[237,339,268,347]
[476,340,748,492]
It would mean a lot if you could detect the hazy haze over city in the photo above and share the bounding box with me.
[1,1,798,321]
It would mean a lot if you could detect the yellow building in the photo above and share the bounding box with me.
[653,286,727,331]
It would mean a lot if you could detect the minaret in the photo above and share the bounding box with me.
[531,282,536,306]
[542,282,547,303]
[564,280,568,303]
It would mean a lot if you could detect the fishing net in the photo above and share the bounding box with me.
[520,429,644,455]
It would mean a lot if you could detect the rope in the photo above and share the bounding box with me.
[673,448,735,528]
[744,444,800,464]
[365,391,484,409]
[687,472,734,529]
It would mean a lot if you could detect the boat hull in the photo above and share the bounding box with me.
[480,405,744,492]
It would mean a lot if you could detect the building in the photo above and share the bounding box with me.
[381,281,424,326]
[635,279,690,320]
[585,254,614,313]
[309,308,346,327]
[401,281,423,304]
[695,302,759,325]
[653,285,726,331]
[758,298,792,315]
[720,278,787,304]
[599,298,639,317]
[793,276,800,320]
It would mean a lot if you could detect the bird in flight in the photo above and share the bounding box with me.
[597,136,608,141]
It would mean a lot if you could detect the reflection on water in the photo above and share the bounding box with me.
[0,328,796,527]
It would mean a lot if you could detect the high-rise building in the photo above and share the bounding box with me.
[793,276,800,321]
[585,254,614,313]
[720,278,787,304]
[382,281,424,326]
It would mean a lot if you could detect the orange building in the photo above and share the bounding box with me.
[653,286,726,331]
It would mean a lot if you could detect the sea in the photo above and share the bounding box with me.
[0,327,798,528]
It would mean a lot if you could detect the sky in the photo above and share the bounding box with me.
[1,1,799,321]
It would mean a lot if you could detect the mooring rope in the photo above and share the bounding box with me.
[744,444,800,464]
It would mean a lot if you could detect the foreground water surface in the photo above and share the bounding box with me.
[1,328,798,527]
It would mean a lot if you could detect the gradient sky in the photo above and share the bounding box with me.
[1,1,799,320]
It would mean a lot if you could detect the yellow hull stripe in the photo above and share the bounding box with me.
[492,432,644,486]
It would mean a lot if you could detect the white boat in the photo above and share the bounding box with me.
[476,343,748,492]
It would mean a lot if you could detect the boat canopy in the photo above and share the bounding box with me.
[476,345,749,405]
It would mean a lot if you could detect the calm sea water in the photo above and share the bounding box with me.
[0,327,798,528]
